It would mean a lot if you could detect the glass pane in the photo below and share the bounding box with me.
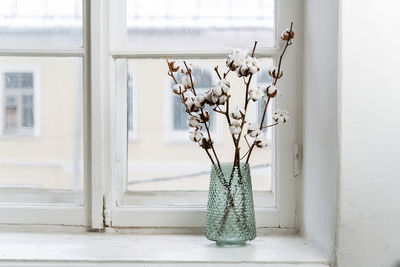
[0,0,83,48]
[124,58,273,192]
[22,95,34,127]
[5,96,17,128]
[0,57,84,194]
[124,0,275,50]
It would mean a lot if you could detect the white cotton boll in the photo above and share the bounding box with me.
[248,57,260,74]
[219,79,230,94]
[266,84,278,97]
[172,84,186,95]
[236,63,249,77]
[247,122,257,132]
[226,49,248,71]
[230,119,241,127]
[189,129,203,142]
[229,119,242,135]
[255,132,269,148]
[212,83,223,97]
[188,116,200,128]
[218,94,228,105]
[194,94,205,108]
[248,87,263,101]
[184,98,194,111]
[205,90,219,105]
[237,57,260,77]
[182,75,194,89]
[229,126,241,135]
[269,66,283,79]
[247,122,260,137]
[249,129,261,138]
[231,106,245,120]
[272,109,290,124]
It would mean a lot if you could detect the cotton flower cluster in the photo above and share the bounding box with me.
[269,66,283,80]
[229,119,242,135]
[166,26,295,165]
[236,56,261,77]
[248,87,263,101]
[189,129,203,142]
[226,49,248,71]
[229,106,245,135]
[204,79,230,106]
[247,123,260,138]
[172,84,186,95]
[255,132,269,148]
[226,49,260,78]
[273,109,290,124]
[281,28,295,41]
[266,84,278,98]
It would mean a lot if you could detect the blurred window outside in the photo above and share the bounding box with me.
[1,71,36,136]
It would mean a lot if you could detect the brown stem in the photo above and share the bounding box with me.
[240,150,250,161]
[261,122,278,129]
[183,61,221,170]
[245,97,270,164]
[245,23,294,163]
[214,66,222,79]
[251,41,258,57]
[213,106,225,114]
[223,69,230,78]
[205,148,216,167]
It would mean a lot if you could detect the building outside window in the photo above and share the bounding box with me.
[2,72,35,136]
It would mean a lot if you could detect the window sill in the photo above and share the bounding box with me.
[0,232,329,266]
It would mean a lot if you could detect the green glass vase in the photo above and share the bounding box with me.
[205,162,256,247]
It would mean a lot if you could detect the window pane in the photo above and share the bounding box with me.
[22,95,34,127]
[124,58,273,192]
[0,0,83,48]
[0,57,84,196]
[5,96,17,128]
[124,0,275,50]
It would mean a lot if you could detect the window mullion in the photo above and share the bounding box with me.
[86,0,112,230]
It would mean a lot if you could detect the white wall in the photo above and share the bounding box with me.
[336,1,400,266]
[300,0,339,259]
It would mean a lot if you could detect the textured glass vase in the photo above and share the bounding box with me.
[205,162,256,247]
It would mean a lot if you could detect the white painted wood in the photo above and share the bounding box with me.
[110,49,282,59]
[111,207,282,228]
[274,0,302,228]
[300,0,339,259]
[0,188,82,205]
[87,0,112,229]
[0,49,84,57]
[0,233,329,266]
[0,206,86,225]
[0,263,329,267]
[0,2,88,226]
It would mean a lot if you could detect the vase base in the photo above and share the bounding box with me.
[216,241,246,247]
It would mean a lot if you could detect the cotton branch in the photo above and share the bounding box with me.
[245,23,294,163]
[183,60,221,170]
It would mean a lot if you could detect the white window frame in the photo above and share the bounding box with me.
[0,0,89,227]
[107,0,301,229]
[0,65,41,137]
[0,0,301,231]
